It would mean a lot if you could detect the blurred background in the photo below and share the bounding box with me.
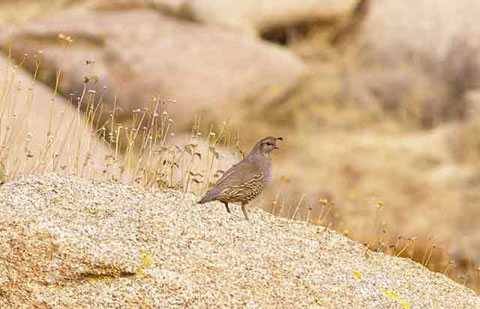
[1,0,479,291]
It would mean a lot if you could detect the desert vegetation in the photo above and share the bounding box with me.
[0,52,239,192]
[0,0,479,299]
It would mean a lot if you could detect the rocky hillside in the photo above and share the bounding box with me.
[0,174,478,308]
[2,0,480,289]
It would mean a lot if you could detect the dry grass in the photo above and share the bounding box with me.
[0,53,240,198]
[266,13,480,292]
[1,0,479,295]
[270,187,480,292]
[266,125,480,293]
[3,41,480,295]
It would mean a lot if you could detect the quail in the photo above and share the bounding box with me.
[197,136,283,221]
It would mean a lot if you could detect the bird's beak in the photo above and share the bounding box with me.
[274,137,283,149]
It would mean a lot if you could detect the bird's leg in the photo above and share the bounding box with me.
[241,203,249,221]
[222,202,231,214]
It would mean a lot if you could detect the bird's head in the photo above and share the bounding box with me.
[254,136,283,155]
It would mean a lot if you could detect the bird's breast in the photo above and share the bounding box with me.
[263,161,272,184]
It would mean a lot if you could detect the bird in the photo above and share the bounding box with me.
[197,136,283,221]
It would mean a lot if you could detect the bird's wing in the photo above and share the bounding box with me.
[214,159,263,190]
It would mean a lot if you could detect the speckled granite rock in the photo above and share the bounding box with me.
[0,174,478,308]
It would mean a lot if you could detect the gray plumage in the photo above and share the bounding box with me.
[198,136,282,220]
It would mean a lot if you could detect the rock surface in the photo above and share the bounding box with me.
[85,0,186,13]
[0,174,478,308]
[0,9,306,130]
[348,0,480,127]
[185,0,361,37]
[269,123,480,264]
